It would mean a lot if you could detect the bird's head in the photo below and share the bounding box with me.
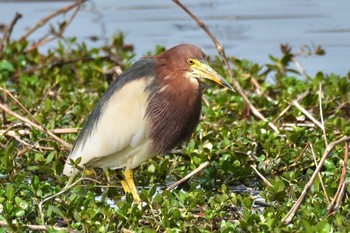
[156,44,234,91]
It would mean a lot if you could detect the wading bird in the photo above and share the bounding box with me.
[63,44,234,203]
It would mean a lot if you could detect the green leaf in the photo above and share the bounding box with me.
[6,186,15,200]
[0,60,15,72]
[15,197,29,210]
[14,208,25,217]
[45,152,55,164]
[324,158,336,171]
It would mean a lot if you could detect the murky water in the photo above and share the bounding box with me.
[0,0,349,76]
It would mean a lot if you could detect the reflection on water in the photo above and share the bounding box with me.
[0,0,349,76]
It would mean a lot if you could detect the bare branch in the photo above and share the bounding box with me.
[0,12,22,53]
[318,83,328,146]
[309,143,330,204]
[51,128,79,134]
[0,87,72,150]
[0,103,72,151]
[0,130,54,153]
[281,123,315,131]
[251,164,272,187]
[328,141,349,215]
[294,142,310,163]
[293,101,323,131]
[1,88,42,126]
[167,161,210,191]
[273,90,309,124]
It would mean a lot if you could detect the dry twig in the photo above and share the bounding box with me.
[283,136,350,224]
[273,90,309,124]
[0,103,72,150]
[0,87,72,150]
[318,83,328,146]
[0,130,54,153]
[51,128,79,134]
[0,12,22,53]
[309,143,330,204]
[281,123,315,131]
[293,101,323,131]
[294,142,310,163]
[250,164,272,187]
[167,161,210,191]
[172,0,279,134]
[1,88,41,125]
[328,141,349,215]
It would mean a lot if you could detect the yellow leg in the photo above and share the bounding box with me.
[121,169,141,203]
[120,180,130,193]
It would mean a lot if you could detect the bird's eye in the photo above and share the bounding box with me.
[187,58,195,65]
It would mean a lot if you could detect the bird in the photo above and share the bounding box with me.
[63,44,234,203]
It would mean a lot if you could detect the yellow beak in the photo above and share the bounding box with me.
[191,59,235,91]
